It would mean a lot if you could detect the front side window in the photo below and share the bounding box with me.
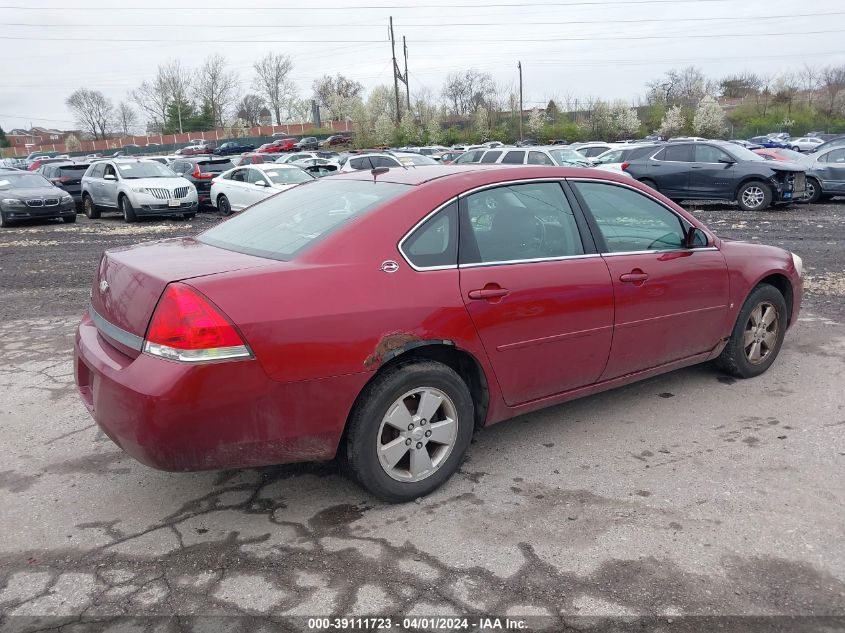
[402,201,458,268]
[573,181,688,253]
[247,169,268,185]
[480,151,502,164]
[349,157,371,170]
[528,151,554,165]
[460,182,584,264]
[694,145,732,163]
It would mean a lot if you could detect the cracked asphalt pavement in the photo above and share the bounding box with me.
[0,200,843,630]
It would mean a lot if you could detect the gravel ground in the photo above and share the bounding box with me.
[0,201,843,630]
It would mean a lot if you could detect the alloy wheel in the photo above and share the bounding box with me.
[741,186,765,210]
[743,301,779,365]
[376,387,458,483]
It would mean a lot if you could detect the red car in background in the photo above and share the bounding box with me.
[74,166,803,502]
[256,138,297,154]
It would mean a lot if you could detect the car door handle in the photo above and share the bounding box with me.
[619,270,649,283]
[468,286,509,301]
[690,165,703,169]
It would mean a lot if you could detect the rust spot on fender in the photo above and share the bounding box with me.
[364,332,422,369]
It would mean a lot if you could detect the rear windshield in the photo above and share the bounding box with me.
[199,160,234,173]
[59,164,90,173]
[199,179,410,261]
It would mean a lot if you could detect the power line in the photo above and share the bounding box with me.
[5,12,842,27]
[1,28,841,43]
[0,0,738,9]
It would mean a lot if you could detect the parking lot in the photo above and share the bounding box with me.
[0,200,843,627]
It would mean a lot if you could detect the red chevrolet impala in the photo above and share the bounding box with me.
[74,166,803,502]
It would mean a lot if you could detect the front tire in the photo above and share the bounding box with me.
[805,177,822,204]
[344,360,474,503]
[737,180,773,211]
[217,194,232,216]
[120,195,137,223]
[715,284,788,378]
[0,213,12,228]
[83,195,100,219]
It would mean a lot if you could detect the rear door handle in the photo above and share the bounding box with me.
[468,287,509,300]
[619,271,649,283]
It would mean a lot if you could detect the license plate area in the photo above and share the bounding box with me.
[168,199,179,207]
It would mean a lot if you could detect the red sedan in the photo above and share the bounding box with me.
[74,166,803,502]
[256,138,297,154]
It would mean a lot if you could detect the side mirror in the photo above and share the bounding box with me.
[685,227,708,249]
[103,173,116,181]
[718,157,736,164]
[254,180,267,187]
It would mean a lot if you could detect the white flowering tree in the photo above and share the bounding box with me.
[373,112,395,145]
[425,110,443,145]
[473,106,490,141]
[693,95,726,138]
[526,107,544,136]
[611,102,641,139]
[658,105,686,138]
[400,114,421,145]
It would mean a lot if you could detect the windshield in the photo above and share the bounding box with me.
[725,145,766,162]
[549,148,589,164]
[116,162,176,179]
[0,173,52,189]
[200,180,410,261]
[263,168,315,185]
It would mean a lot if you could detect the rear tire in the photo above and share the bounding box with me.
[217,194,232,216]
[737,180,773,211]
[120,195,137,223]
[805,177,822,204]
[83,195,100,219]
[344,360,474,503]
[714,284,788,379]
[639,178,658,192]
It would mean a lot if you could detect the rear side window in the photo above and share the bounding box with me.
[661,144,693,162]
[199,180,410,261]
[371,156,400,168]
[573,181,687,252]
[480,151,502,164]
[349,157,371,170]
[60,164,90,174]
[88,164,105,178]
[501,151,526,164]
[401,201,458,268]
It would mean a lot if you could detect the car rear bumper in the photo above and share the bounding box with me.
[74,311,365,471]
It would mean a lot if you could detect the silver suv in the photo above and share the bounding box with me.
[81,159,198,222]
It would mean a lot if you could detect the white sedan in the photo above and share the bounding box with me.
[788,137,824,152]
[210,163,314,215]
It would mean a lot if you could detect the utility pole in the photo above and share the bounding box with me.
[403,36,411,114]
[518,61,524,142]
[389,16,410,125]
[390,17,401,125]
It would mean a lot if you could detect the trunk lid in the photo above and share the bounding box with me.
[90,237,274,352]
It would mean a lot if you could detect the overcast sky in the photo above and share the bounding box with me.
[2,0,844,132]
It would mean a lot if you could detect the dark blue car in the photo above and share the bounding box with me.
[748,136,791,149]
[213,141,256,156]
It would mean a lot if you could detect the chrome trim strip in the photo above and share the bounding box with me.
[601,246,719,257]
[459,253,601,268]
[89,303,144,351]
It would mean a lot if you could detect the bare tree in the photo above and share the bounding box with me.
[236,94,266,126]
[131,70,170,133]
[194,54,240,127]
[161,60,193,134]
[646,66,712,108]
[441,69,496,116]
[252,52,295,125]
[819,65,845,115]
[65,88,113,140]
[799,64,820,108]
[113,102,139,137]
[312,74,364,119]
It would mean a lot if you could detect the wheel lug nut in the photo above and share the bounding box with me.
[420,419,427,425]
[416,442,423,449]
[425,430,431,437]
[407,423,414,430]
[405,438,412,446]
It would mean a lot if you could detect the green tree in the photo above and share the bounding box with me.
[0,126,8,148]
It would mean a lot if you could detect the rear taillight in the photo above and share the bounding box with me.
[621,162,630,171]
[143,283,251,362]
[191,166,214,179]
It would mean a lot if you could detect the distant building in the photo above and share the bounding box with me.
[6,127,74,148]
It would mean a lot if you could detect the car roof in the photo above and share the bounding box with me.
[331,164,621,186]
